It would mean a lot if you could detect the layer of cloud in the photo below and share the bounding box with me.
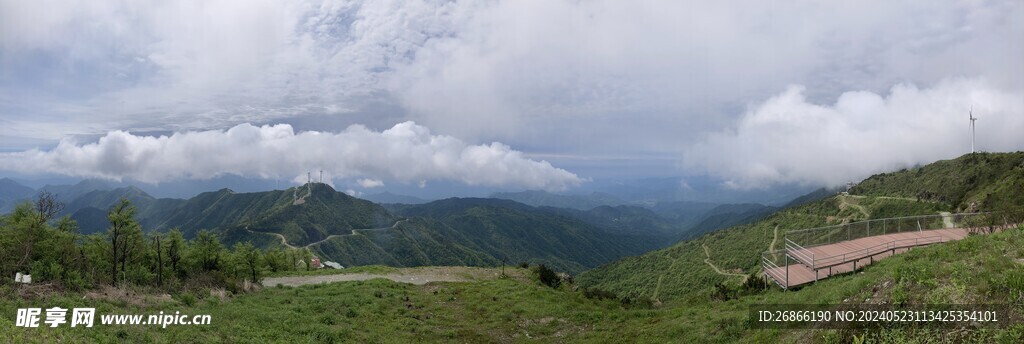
[357,178,384,188]
[3,1,1021,149]
[683,78,1024,188]
[2,1,1022,187]
[0,122,583,191]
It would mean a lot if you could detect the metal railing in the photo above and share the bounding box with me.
[760,254,787,289]
[784,212,993,250]
[809,235,943,269]
[784,238,815,269]
[761,212,1004,289]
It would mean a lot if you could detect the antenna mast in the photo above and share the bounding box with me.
[319,170,323,183]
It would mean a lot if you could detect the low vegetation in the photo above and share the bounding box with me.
[3,226,1022,342]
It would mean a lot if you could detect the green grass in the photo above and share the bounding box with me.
[3,227,1023,343]
[851,152,1024,212]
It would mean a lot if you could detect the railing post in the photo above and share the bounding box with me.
[785,253,789,290]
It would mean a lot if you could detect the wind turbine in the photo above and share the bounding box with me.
[969,106,977,153]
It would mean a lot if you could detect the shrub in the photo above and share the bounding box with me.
[582,287,617,301]
[534,264,560,288]
[178,292,197,307]
[710,282,736,301]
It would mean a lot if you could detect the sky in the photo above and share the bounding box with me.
[1,0,1023,197]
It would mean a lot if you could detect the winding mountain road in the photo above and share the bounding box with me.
[246,219,410,249]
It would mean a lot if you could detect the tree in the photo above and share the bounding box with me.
[192,230,223,271]
[301,248,313,271]
[166,228,185,277]
[264,247,287,272]
[234,242,261,283]
[107,198,142,284]
[152,233,163,287]
[7,192,66,274]
[34,191,64,226]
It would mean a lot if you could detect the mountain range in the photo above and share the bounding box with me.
[3,179,743,273]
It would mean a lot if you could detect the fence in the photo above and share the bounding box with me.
[761,212,1007,289]
[783,212,995,249]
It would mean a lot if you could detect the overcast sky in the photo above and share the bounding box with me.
[1,0,1022,192]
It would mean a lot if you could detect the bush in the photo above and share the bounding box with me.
[63,270,90,291]
[582,287,617,301]
[30,260,63,283]
[740,273,769,293]
[177,292,197,307]
[619,296,653,309]
[710,282,736,301]
[534,264,560,288]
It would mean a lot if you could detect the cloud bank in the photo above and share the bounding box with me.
[0,122,583,191]
[683,79,1024,188]
[2,1,1022,187]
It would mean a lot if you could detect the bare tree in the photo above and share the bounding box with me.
[34,191,64,226]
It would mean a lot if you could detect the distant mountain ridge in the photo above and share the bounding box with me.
[0,178,35,212]
[360,191,431,204]
[489,190,628,210]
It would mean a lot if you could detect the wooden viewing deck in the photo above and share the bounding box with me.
[764,228,968,288]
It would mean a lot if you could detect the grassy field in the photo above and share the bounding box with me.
[3,225,1022,343]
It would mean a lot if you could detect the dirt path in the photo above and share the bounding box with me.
[263,267,512,287]
[702,243,747,281]
[768,225,781,260]
[838,195,870,219]
[651,250,682,302]
[245,219,408,249]
[847,194,933,203]
[940,212,954,228]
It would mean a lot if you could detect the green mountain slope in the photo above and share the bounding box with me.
[48,184,664,274]
[65,186,186,233]
[156,183,395,243]
[384,198,667,273]
[851,151,1024,211]
[572,150,1024,303]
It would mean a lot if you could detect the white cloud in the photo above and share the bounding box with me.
[357,178,384,188]
[682,78,1024,188]
[1,1,1022,186]
[0,121,584,191]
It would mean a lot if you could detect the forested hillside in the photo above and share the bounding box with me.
[852,152,1024,211]
[578,152,1024,302]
